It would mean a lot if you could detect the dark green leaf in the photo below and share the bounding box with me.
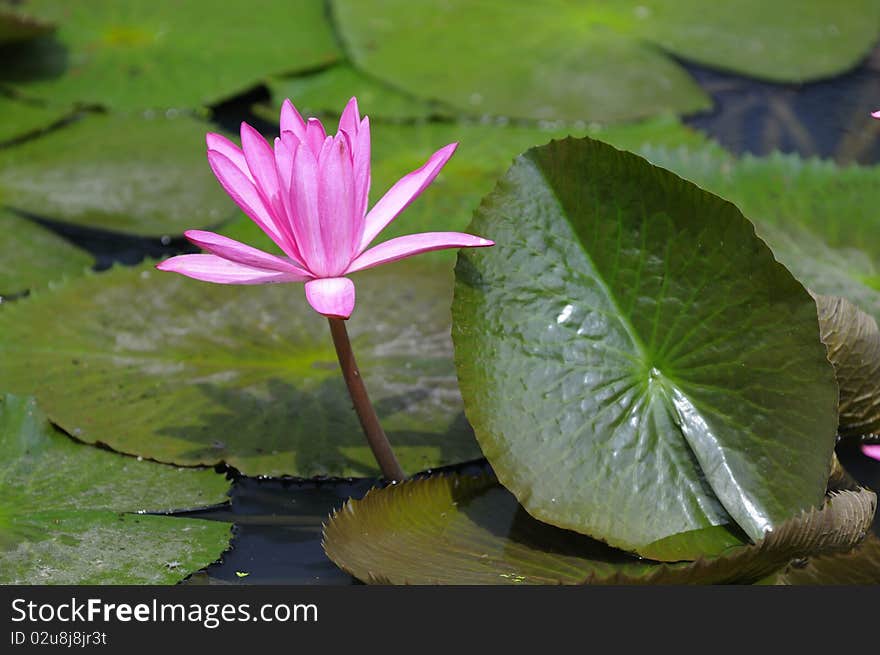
[453,136,837,557]
[0,394,231,584]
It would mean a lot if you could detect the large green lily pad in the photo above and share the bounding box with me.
[332,0,879,123]
[0,260,481,477]
[816,295,880,439]
[255,64,451,123]
[0,0,340,110]
[0,394,232,584]
[225,116,715,258]
[0,112,234,235]
[640,147,880,323]
[0,94,73,145]
[453,137,838,558]
[323,473,876,584]
[0,210,93,297]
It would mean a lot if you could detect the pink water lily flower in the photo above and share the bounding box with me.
[157,97,493,319]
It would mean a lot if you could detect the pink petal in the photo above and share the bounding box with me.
[305,117,327,157]
[274,132,299,194]
[290,143,325,274]
[863,444,880,461]
[240,123,301,257]
[274,131,306,259]
[184,230,309,274]
[207,150,284,244]
[359,142,458,252]
[352,116,371,239]
[872,110,880,119]
[318,133,357,275]
[206,133,251,182]
[280,99,307,140]
[346,232,494,273]
[338,97,361,137]
[304,277,356,319]
[240,122,282,210]
[156,254,310,285]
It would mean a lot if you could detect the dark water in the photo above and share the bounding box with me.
[8,53,880,584]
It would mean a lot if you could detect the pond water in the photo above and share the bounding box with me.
[11,53,880,585]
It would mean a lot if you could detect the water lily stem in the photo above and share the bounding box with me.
[327,317,405,482]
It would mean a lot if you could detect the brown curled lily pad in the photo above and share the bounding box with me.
[322,473,876,585]
[816,295,880,439]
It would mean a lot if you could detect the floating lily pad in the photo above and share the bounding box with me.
[640,147,880,323]
[0,112,234,235]
[225,116,714,257]
[323,473,876,584]
[255,64,450,123]
[0,94,73,144]
[0,6,54,44]
[332,0,879,123]
[0,210,93,297]
[0,0,340,110]
[816,296,880,439]
[453,137,837,558]
[0,260,481,477]
[0,394,232,584]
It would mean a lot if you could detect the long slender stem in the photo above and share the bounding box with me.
[327,317,405,482]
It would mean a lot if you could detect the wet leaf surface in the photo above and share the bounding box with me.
[332,0,879,122]
[323,473,875,584]
[0,210,93,297]
[0,112,234,235]
[0,0,340,110]
[0,394,232,584]
[0,260,482,477]
[453,136,838,557]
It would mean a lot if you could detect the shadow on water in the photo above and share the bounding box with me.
[8,208,199,270]
[184,459,492,585]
